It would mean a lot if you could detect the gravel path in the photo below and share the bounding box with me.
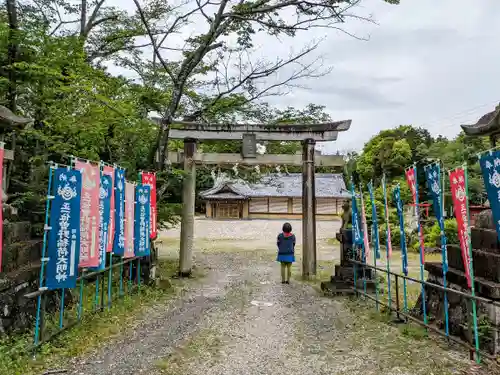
[66,217,486,375]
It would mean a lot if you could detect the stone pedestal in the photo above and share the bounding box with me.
[321,228,375,295]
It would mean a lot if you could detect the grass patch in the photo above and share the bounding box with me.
[0,258,203,375]
[155,328,224,374]
[400,323,428,340]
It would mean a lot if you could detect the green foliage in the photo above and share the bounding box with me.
[425,219,458,247]
[379,222,401,247]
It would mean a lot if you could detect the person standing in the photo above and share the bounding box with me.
[277,222,296,284]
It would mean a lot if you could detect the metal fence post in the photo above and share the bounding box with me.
[34,163,55,347]
[395,275,400,321]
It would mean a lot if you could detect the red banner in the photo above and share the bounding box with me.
[141,172,157,239]
[0,147,4,271]
[124,182,135,258]
[449,168,472,288]
[103,166,115,252]
[405,168,417,203]
[405,167,426,264]
[75,161,100,268]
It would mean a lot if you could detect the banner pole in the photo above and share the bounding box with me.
[368,181,379,311]
[440,163,450,338]
[359,184,367,298]
[94,163,103,311]
[34,163,55,347]
[413,164,428,326]
[382,174,392,312]
[73,156,86,321]
[464,165,481,363]
[393,185,408,314]
[350,178,358,294]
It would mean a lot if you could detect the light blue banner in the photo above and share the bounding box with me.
[393,185,409,276]
[92,174,112,271]
[134,184,151,257]
[424,163,448,273]
[480,151,500,243]
[350,178,363,246]
[113,169,126,256]
[367,182,381,259]
[46,168,82,290]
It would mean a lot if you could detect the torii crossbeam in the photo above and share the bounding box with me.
[168,120,352,279]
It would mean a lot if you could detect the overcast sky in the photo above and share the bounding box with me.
[111,0,500,154]
[263,0,500,153]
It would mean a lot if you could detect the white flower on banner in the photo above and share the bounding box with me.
[495,158,500,167]
[486,160,493,169]
[232,163,239,176]
[456,185,466,202]
[490,169,500,188]
[58,183,77,201]
[431,180,440,195]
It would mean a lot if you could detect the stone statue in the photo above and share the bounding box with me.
[341,200,352,229]
[475,200,495,230]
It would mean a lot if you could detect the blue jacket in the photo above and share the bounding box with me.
[277,232,296,256]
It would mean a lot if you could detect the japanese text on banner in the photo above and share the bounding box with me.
[382,177,392,258]
[479,151,500,243]
[424,164,448,273]
[113,169,126,256]
[360,190,370,263]
[103,165,115,252]
[124,182,135,258]
[141,172,157,239]
[405,167,425,264]
[46,168,81,289]
[135,185,151,257]
[368,182,381,259]
[75,161,100,268]
[92,174,112,271]
[449,168,472,288]
[393,186,408,275]
[350,183,363,247]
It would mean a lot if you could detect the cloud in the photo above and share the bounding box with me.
[110,0,500,155]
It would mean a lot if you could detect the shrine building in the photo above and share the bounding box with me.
[200,173,350,220]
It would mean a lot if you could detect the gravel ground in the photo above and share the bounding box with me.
[67,220,493,375]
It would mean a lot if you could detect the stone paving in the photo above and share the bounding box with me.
[67,219,495,375]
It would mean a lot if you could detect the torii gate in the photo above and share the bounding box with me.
[168,120,352,278]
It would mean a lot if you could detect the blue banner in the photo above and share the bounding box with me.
[46,168,82,290]
[135,185,151,257]
[92,174,112,271]
[479,151,500,243]
[424,163,448,273]
[367,182,381,259]
[113,168,126,256]
[393,185,409,276]
[350,178,363,246]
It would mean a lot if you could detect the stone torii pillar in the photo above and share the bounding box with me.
[302,138,316,278]
[168,120,352,278]
[179,138,196,276]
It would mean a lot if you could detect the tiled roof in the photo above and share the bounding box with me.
[461,103,500,136]
[200,173,350,199]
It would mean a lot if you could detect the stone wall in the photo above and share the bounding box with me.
[0,221,42,334]
[417,226,500,354]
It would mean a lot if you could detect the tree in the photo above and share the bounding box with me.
[132,0,400,171]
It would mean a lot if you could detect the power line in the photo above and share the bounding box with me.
[418,99,499,132]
